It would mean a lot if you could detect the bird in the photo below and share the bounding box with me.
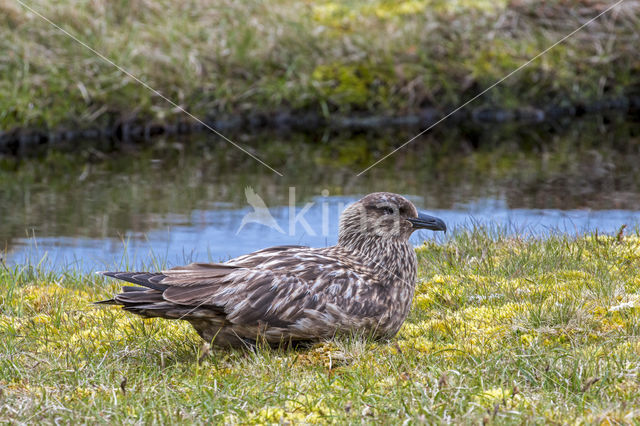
[96,192,446,348]
[235,186,284,235]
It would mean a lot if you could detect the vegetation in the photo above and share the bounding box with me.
[1,0,639,131]
[2,229,640,423]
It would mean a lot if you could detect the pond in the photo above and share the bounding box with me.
[2,114,640,272]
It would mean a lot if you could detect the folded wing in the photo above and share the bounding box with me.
[99,248,388,342]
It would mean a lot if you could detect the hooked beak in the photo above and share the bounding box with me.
[407,212,447,232]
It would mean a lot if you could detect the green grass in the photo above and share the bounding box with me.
[1,0,639,130]
[2,229,640,423]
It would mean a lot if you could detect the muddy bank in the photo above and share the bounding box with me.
[1,95,639,156]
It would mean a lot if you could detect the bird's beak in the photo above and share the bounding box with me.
[407,212,447,232]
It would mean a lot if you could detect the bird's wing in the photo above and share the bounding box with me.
[160,262,243,286]
[228,245,307,267]
[103,248,390,337]
[100,245,305,309]
[157,252,388,333]
[159,265,300,328]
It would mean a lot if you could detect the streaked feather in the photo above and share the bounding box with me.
[97,192,439,348]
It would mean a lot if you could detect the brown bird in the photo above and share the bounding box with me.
[97,192,446,348]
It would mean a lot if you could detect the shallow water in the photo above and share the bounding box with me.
[2,115,640,272]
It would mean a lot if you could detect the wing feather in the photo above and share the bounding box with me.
[101,271,169,291]
[160,263,243,286]
[101,247,388,339]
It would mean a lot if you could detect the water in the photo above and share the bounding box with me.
[2,115,640,272]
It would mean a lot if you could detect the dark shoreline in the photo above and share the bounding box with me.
[2,95,639,157]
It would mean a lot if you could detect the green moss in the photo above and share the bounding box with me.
[312,62,394,111]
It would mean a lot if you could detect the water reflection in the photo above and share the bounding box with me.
[2,115,640,271]
[8,195,640,273]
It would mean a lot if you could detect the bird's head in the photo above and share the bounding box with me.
[338,192,446,247]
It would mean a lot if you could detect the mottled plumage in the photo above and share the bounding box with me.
[97,192,446,348]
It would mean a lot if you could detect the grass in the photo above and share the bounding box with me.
[1,0,639,131]
[2,229,640,423]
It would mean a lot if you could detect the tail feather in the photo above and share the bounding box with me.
[94,299,118,305]
[122,286,148,292]
[99,271,169,291]
[97,271,226,321]
[115,290,164,304]
[123,304,224,320]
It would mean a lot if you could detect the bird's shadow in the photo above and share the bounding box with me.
[159,334,386,370]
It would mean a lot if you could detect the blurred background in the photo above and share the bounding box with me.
[1,0,639,271]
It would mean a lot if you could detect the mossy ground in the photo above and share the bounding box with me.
[2,230,640,423]
[1,0,639,130]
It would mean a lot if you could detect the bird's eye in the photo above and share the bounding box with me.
[380,206,395,215]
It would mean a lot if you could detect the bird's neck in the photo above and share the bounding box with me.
[337,234,417,286]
